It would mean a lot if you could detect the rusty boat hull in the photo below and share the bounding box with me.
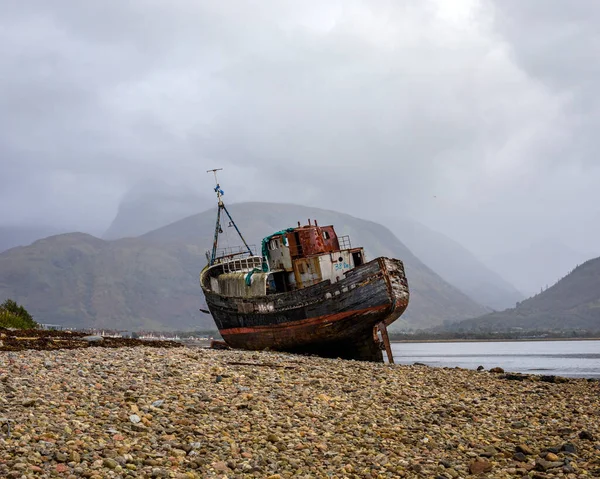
[201,257,409,362]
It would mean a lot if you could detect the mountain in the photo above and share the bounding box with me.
[0,233,211,331]
[442,256,600,332]
[0,203,487,331]
[484,239,590,297]
[105,183,524,311]
[0,225,67,253]
[388,218,523,310]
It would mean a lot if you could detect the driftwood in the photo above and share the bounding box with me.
[210,340,230,350]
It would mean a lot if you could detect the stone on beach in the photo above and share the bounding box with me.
[0,346,598,478]
[81,335,104,342]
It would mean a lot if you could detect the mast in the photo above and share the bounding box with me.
[207,169,253,265]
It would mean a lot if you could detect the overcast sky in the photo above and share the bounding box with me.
[1,0,599,259]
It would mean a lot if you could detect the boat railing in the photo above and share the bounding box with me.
[206,245,258,262]
[221,255,264,274]
[339,235,352,249]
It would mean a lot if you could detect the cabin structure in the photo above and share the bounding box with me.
[265,220,365,293]
[201,220,366,297]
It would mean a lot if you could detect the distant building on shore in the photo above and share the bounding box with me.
[39,324,65,331]
[119,331,139,339]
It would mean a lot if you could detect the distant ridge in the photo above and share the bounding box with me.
[390,218,523,310]
[441,256,600,332]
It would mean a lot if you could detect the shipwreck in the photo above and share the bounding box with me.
[199,170,409,362]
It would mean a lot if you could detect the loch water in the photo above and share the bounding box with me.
[391,340,600,378]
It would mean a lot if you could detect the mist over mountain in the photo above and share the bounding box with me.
[0,203,488,331]
[0,225,67,253]
[483,239,591,297]
[388,218,523,310]
[103,180,212,240]
[441,255,600,333]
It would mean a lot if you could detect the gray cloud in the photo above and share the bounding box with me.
[0,0,599,262]
[488,0,600,254]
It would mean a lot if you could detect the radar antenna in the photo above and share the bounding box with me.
[207,169,253,265]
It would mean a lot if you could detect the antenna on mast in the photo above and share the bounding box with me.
[207,168,224,206]
[206,168,253,265]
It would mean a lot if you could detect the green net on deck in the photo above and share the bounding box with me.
[245,268,262,286]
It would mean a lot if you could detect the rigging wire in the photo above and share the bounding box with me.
[223,209,231,252]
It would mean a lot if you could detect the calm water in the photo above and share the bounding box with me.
[391,340,600,378]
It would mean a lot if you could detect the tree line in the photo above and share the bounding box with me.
[0,299,38,329]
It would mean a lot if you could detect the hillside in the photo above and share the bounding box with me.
[0,233,211,331]
[442,256,600,332]
[0,203,488,331]
[389,218,523,310]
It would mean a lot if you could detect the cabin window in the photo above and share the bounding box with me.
[322,231,330,240]
[352,251,363,267]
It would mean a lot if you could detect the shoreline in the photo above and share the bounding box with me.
[392,337,600,343]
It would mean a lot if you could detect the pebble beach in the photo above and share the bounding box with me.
[1,345,599,478]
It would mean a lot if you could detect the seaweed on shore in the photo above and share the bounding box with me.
[0,328,182,351]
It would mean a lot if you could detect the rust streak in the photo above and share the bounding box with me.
[220,304,388,336]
